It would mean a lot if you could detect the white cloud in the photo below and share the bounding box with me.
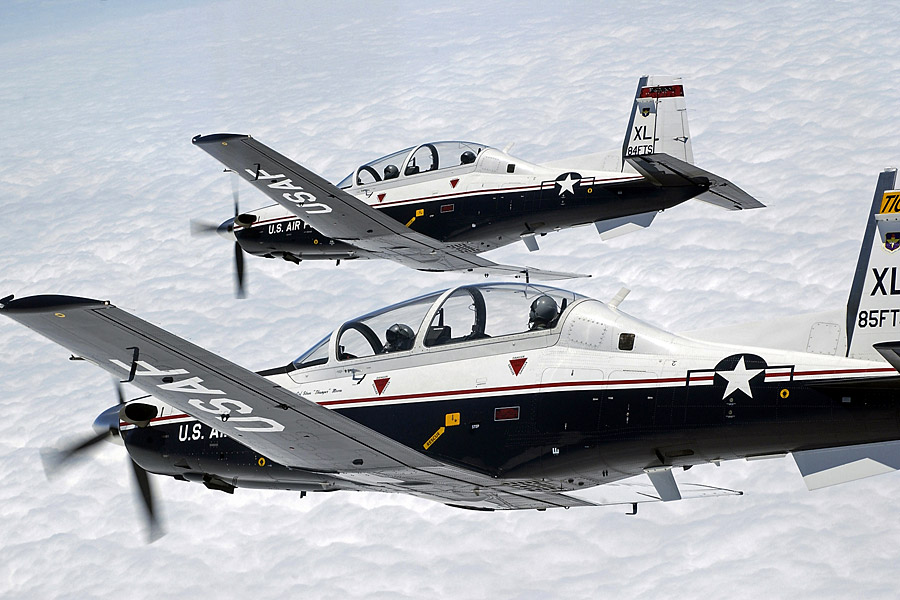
[2,1,900,598]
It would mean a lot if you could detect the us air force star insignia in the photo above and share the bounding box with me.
[717,356,763,399]
[556,173,580,196]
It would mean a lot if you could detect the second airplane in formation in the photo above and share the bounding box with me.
[192,76,762,294]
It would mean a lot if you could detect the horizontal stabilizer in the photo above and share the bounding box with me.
[594,211,656,241]
[627,153,764,210]
[874,341,900,372]
[793,440,900,490]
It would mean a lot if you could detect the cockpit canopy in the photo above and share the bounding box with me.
[292,283,586,369]
[337,141,489,189]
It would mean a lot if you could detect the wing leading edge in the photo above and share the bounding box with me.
[192,133,587,282]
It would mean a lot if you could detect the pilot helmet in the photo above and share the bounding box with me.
[460,150,476,165]
[384,164,400,180]
[385,323,415,351]
[528,295,559,328]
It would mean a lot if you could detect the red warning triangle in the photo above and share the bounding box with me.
[374,376,390,395]
[509,357,527,376]
[450,178,459,189]
[377,193,386,202]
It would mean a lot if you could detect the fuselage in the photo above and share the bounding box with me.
[121,284,900,493]
[227,144,704,262]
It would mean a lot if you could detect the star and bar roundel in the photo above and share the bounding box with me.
[713,354,768,400]
[554,172,582,197]
[687,353,796,402]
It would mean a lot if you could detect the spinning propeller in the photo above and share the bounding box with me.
[191,171,250,298]
[41,381,163,543]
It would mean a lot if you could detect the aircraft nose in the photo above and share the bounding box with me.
[92,404,123,443]
[217,217,236,242]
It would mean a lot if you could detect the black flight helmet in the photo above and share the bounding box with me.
[384,164,400,180]
[385,323,415,351]
[528,295,559,329]
[460,150,476,165]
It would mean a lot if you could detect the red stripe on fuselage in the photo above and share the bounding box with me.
[139,367,898,424]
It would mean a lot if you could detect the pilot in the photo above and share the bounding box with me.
[460,150,476,165]
[384,164,400,180]
[384,323,415,352]
[528,295,559,330]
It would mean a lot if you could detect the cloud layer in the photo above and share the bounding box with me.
[2,1,900,598]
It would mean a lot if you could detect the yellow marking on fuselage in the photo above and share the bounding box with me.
[423,426,445,449]
[406,208,425,228]
[879,191,900,214]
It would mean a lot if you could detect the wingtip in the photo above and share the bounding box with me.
[192,133,251,146]
[0,294,108,313]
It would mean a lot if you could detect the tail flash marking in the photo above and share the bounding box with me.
[639,85,684,99]
[879,190,900,214]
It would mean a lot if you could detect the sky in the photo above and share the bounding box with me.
[2,1,900,598]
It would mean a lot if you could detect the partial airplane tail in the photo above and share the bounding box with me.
[622,75,693,164]
[620,76,762,211]
[846,168,900,360]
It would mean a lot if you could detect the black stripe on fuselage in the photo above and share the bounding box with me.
[235,181,703,258]
[124,379,900,484]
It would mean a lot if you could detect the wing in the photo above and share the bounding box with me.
[627,153,764,210]
[193,134,587,282]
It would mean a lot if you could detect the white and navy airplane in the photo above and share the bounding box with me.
[192,76,763,294]
[3,170,899,540]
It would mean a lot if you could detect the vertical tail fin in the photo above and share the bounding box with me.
[622,76,693,165]
[846,168,900,359]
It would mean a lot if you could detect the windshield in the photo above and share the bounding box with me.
[291,290,445,368]
[292,334,330,369]
[337,146,413,188]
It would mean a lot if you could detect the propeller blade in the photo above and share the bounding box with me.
[40,429,113,476]
[130,458,163,543]
[190,219,222,236]
[234,241,246,299]
[231,170,240,217]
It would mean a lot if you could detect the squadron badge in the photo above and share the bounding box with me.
[885,233,900,253]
